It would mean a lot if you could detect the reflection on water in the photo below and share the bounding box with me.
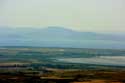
[57,56,125,66]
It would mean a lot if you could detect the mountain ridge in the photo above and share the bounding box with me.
[0,26,125,49]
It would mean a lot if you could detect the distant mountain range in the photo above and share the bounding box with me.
[0,26,125,49]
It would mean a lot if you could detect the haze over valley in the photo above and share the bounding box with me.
[0,27,125,49]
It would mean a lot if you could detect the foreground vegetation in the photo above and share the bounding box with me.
[0,69,125,83]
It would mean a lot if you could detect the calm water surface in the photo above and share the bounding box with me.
[56,56,125,66]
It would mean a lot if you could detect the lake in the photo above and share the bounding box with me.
[56,56,125,66]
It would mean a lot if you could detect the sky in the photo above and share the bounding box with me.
[0,0,125,33]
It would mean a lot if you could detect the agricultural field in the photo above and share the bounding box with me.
[0,47,125,83]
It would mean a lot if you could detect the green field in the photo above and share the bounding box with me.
[0,47,125,70]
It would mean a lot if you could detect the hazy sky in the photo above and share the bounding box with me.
[0,0,125,33]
